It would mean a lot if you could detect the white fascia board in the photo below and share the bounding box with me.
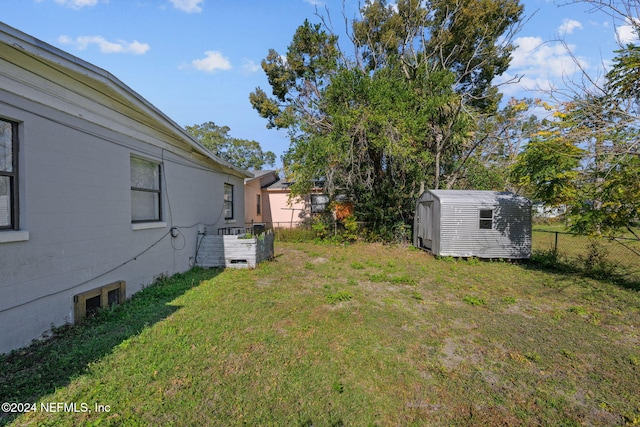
[0,22,251,179]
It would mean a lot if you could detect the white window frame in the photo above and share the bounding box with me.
[0,118,18,231]
[479,208,493,230]
[224,183,234,220]
[130,156,162,223]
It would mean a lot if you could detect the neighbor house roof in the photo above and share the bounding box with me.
[265,180,295,191]
[244,170,280,186]
[0,21,251,178]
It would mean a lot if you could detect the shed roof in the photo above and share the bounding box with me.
[425,190,531,205]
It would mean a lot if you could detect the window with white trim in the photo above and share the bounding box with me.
[0,119,18,230]
[224,183,234,220]
[130,156,162,223]
[256,194,261,215]
[479,209,493,230]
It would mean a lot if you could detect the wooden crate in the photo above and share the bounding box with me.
[195,231,274,269]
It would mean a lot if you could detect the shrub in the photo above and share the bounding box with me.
[530,248,560,269]
[580,239,615,279]
[311,216,331,239]
[342,214,360,242]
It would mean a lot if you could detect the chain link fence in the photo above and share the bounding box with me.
[532,228,640,286]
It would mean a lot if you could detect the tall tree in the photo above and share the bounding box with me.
[465,98,543,191]
[513,0,640,238]
[512,95,640,237]
[185,122,276,171]
[250,0,524,237]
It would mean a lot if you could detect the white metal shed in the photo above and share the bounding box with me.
[413,190,532,259]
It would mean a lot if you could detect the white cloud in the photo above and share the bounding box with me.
[242,59,261,74]
[510,37,579,76]
[53,0,99,8]
[363,0,397,11]
[558,18,583,36]
[58,35,150,55]
[497,36,588,95]
[169,0,203,13]
[304,0,325,6]
[189,51,232,73]
[616,19,640,44]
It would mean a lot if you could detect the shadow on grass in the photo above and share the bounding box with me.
[0,267,222,427]
[525,249,640,292]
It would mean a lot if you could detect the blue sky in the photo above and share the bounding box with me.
[2,0,637,166]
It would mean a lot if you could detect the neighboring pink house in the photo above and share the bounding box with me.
[245,171,328,228]
[244,170,279,226]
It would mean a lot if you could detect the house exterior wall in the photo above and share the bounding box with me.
[244,179,263,225]
[0,25,247,354]
[263,190,308,227]
[0,92,245,354]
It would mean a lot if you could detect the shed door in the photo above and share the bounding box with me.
[419,201,433,250]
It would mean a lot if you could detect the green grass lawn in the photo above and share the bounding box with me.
[2,242,640,426]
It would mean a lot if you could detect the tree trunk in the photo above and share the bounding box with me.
[433,131,442,189]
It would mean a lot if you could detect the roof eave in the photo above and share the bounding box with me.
[0,21,252,179]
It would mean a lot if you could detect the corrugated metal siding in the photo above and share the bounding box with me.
[438,200,531,258]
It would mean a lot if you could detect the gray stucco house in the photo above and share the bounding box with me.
[0,22,251,354]
[413,190,532,259]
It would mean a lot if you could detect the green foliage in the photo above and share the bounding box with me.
[185,121,276,170]
[530,248,561,269]
[251,0,524,238]
[472,98,543,191]
[463,295,486,306]
[579,240,615,279]
[512,65,640,237]
[326,290,353,304]
[511,134,583,206]
[390,274,417,286]
[570,155,640,236]
[465,257,481,265]
[310,215,332,240]
[341,214,360,242]
[502,296,517,304]
[350,261,365,270]
[522,352,541,364]
[568,306,588,316]
[606,43,640,101]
